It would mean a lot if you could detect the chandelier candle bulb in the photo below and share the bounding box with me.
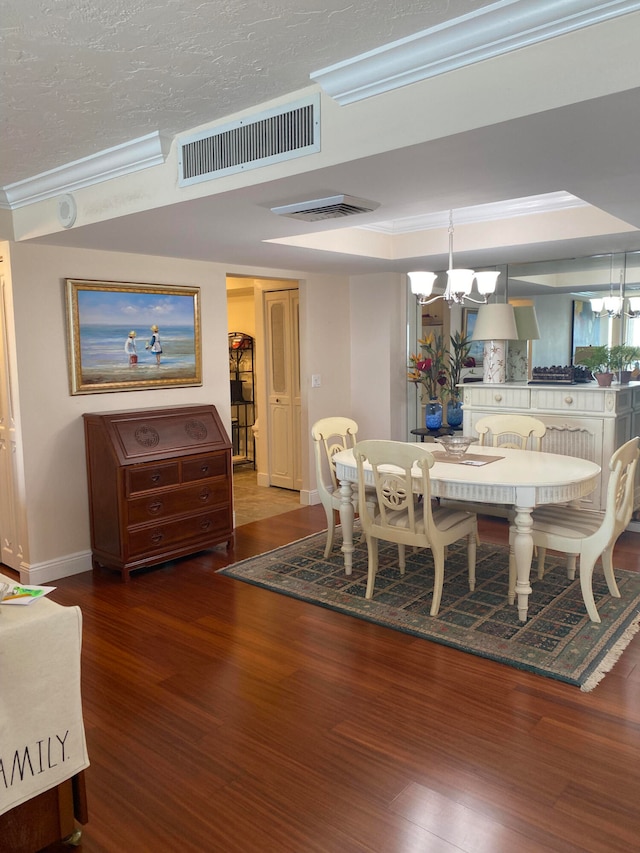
[407,210,499,308]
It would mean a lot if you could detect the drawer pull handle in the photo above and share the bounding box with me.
[494,394,502,402]
[199,488,211,502]
[148,500,163,515]
[150,532,164,544]
[200,519,212,531]
[150,473,161,483]
[565,396,573,404]
[200,464,210,474]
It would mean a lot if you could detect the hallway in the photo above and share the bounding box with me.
[232,466,301,527]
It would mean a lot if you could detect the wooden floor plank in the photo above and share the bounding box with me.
[28,511,640,852]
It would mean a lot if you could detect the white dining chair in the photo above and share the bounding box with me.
[311,416,377,559]
[475,413,547,451]
[354,439,478,615]
[508,436,639,622]
[442,414,547,523]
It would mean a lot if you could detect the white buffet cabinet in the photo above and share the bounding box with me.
[461,381,640,517]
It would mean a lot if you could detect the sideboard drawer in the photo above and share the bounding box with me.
[531,387,608,414]
[464,386,531,409]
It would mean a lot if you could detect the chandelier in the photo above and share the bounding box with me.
[408,211,499,307]
[590,263,640,319]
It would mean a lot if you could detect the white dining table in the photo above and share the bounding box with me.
[332,444,601,622]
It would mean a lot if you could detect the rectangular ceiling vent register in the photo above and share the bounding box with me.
[270,194,380,221]
[178,95,320,187]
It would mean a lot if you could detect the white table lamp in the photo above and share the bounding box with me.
[472,303,519,383]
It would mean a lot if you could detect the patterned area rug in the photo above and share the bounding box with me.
[218,532,640,691]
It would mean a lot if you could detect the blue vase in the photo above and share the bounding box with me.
[446,399,463,428]
[425,400,443,430]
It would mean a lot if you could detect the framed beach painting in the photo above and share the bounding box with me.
[65,279,202,394]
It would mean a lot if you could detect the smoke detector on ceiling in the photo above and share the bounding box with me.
[270,194,380,222]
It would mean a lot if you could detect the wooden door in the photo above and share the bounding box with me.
[264,289,301,490]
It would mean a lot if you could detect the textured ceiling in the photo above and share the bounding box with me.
[0,0,495,188]
[3,0,640,279]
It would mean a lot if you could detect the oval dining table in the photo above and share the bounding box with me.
[332,444,601,622]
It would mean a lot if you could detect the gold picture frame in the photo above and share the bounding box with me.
[65,279,202,395]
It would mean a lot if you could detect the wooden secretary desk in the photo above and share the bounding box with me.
[83,404,233,579]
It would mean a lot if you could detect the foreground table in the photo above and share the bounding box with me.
[333,445,600,621]
[0,572,90,847]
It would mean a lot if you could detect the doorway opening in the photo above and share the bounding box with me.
[226,274,302,526]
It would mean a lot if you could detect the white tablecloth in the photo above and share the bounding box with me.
[0,573,90,815]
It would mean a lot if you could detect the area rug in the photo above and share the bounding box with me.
[218,532,640,691]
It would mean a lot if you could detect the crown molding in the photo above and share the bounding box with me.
[311,0,640,105]
[2,131,172,209]
[361,192,588,235]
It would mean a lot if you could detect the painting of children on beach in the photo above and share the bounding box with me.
[66,280,201,394]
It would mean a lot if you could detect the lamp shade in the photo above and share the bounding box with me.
[474,270,500,296]
[513,305,540,341]
[471,303,519,341]
[408,271,437,297]
[446,268,475,297]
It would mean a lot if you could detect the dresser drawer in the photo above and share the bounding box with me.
[530,387,607,413]
[127,481,229,524]
[127,507,231,557]
[463,386,531,409]
[182,454,227,482]
[127,463,180,495]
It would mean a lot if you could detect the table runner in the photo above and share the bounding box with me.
[0,573,89,815]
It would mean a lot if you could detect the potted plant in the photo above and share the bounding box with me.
[445,331,475,427]
[408,332,448,429]
[608,345,640,384]
[575,345,613,386]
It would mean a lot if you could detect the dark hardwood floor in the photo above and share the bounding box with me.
[32,511,640,852]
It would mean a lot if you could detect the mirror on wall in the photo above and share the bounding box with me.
[506,251,640,368]
[406,251,640,434]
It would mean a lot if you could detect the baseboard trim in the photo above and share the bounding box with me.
[19,550,92,584]
[301,489,320,506]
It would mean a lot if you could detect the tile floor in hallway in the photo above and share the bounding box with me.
[232,465,302,526]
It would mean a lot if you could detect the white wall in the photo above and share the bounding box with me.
[5,243,406,578]
[299,273,352,503]
[349,272,407,440]
[8,242,231,580]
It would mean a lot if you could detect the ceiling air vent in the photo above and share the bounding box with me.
[271,194,380,222]
[178,95,320,187]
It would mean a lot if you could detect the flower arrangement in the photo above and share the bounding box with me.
[408,332,448,401]
[447,331,476,400]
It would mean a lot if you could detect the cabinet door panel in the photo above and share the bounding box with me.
[540,414,604,509]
